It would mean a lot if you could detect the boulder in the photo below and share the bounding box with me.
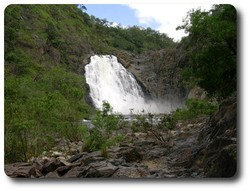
[112,166,148,178]
[118,147,143,163]
[81,151,105,165]
[146,147,168,159]
[4,163,41,178]
[66,153,84,163]
[45,171,60,178]
[57,166,73,176]
[83,162,119,178]
[42,158,63,175]
[63,166,89,178]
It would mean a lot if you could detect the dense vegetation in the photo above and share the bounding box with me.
[89,17,175,53]
[4,5,95,163]
[178,4,236,99]
[4,4,236,163]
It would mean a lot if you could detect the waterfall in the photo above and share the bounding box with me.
[85,55,174,114]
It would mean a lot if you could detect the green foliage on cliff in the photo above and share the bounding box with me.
[4,4,96,163]
[178,4,237,99]
[90,17,175,53]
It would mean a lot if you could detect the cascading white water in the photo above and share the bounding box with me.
[85,55,174,114]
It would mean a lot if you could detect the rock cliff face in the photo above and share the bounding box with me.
[190,96,237,177]
[116,47,189,103]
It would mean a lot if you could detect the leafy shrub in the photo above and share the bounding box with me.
[157,114,175,131]
[172,98,218,121]
[131,114,148,132]
[83,101,123,155]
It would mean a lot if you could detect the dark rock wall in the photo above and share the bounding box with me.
[191,96,237,177]
[117,48,189,102]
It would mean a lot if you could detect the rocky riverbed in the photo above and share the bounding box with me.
[4,118,206,178]
[5,96,237,178]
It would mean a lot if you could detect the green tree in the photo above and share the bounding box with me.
[178,4,237,99]
[83,101,122,154]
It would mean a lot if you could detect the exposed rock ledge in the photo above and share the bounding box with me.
[5,96,236,178]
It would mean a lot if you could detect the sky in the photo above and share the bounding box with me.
[85,3,213,41]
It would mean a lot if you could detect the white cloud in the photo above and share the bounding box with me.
[127,3,213,41]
